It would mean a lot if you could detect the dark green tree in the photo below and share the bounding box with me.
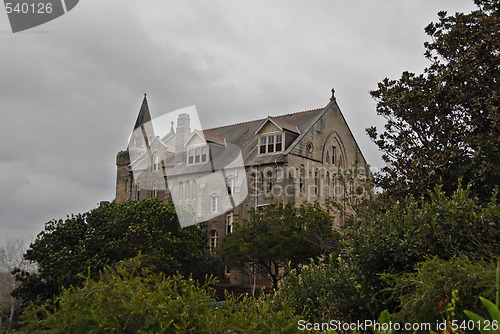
[367,0,500,202]
[218,202,340,290]
[13,199,218,307]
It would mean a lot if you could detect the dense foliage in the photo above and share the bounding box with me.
[367,0,500,202]
[344,185,499,320]
[218,202,340,289]
[13,199,220,307]
[383,255,496,325]
[20,257,301,334]
[277,185,499,326]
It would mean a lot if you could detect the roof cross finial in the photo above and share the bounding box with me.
[144,93,147,97]
[330,88,336,101]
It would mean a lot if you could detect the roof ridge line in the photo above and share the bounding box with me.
[205,107,323,131]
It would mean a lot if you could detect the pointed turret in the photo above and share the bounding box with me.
[133,93,153,131]
[128,94,155,153]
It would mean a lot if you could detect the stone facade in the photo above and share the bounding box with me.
[115,90,370,287]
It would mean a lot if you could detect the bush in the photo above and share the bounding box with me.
[19,256,302,333]
[277,254,368,323]
[384,255,496,326]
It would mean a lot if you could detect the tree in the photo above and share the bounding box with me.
[367,0,500,202]
[13,199,219,307]
[218,202,340,290]
[0,239,35,331]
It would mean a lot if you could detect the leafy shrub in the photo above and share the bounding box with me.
[277,254,368,323]
[384,255,496,325]
[19,256,302,333]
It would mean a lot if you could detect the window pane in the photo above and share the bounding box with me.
[276,134,282,151]
[201,146,207,162]
[268,135,274,153]
[260,137,266,154]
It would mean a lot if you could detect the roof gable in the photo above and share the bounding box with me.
[254,117,299,135]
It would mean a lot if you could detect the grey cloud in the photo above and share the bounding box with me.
[0,0,477,245]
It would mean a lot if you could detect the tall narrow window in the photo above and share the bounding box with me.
[259,172,264,193]
[192,180,197,199]
[211,195,219,213]
[188,149,194,164]
[152,182,157,198]
[210,230,218,253]
[226,211,234,234]
[332,146,336,165]
[275,166,283,180]
[179,181,183,199]
[314,169,319,196]
[259,137,266,154]
[226,176,235,195]
[299,165,304,193]
[326,151,330,164]
[195,147,201,163]
[136,184,140,200]
[325,172,330,197]
[275,133,282,151]
[153,155,160,171]
[250,173,256,194]
[267,135,275,153]
[201,146,207,162]
[266,170,273,192]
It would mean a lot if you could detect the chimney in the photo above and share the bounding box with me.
[175,113,191,154]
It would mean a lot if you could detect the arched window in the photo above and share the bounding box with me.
[259,172,264,193]
[152,182,157,198]
[299,165,304,193]
[325,172,330,197]
[267,170,273,192]
[332,146,336,165]
[314,169,319,196]
[210,230,218,253]
[275,166,283,180]
[332,174,337,198]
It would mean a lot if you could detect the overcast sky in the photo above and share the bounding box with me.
[0,0,477,246]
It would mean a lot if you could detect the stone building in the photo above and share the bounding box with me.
[115,89,370,287]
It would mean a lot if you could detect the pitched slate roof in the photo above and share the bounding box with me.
[205,107,325,166]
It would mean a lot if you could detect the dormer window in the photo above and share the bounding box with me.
[187,145,208,164]
[259,133,283,154]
